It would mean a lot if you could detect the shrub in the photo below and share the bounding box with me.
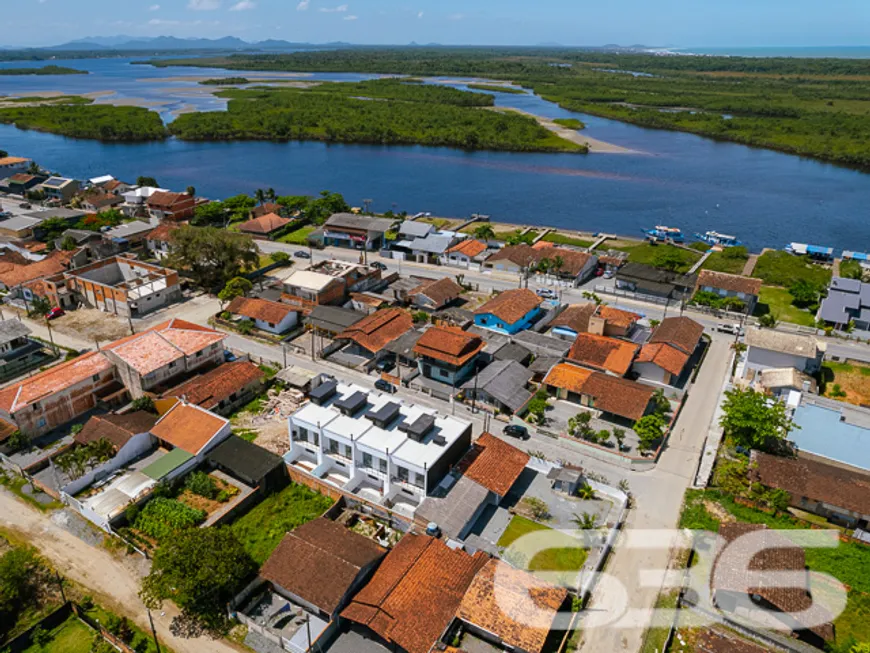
[220,311,231,320]
[131,396,156,414]
[237,319,254,335]
[31,626,51,648]
[80,594,94,610]
[270,251,290,264]
[134,498,206,541]
[125,504,140,525]
[216,490,230,503]
[185,472,218,500]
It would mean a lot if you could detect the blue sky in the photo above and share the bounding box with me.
[5,0,869,48]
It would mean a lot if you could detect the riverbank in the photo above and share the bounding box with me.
[491,107,639,154]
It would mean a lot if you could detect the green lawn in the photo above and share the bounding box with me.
[701,249,749,274]
[621,243,701,273]
[84,606,171,653]
[754,286,816,326]
[553,118,585,130]
[231,483,334,563]
[542,232,593,248]
[497,515,589,574]
[23,615,92,653]
[820,360,870,406]
[752,250,832,287]
[277,225,315,245]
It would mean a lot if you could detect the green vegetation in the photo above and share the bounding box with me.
[166,225,259,289]
[820,361,870,407]
[134,498,206,542]
[199,77,251,85]
[700,246,749,274]
[497,515,588,574]
[839,258,865,280]
[719,387,796,453]
[466,83,526,94]
[542,232,593,248]
[0,66,88,76]
[21,615,93,653]
[692,290,746,312]
[0,544,60,642]
[622,243,701,273]
[553,118,585,129]
[2,95,92,105]
[752,250,832,287]
[639,590,681,653]
[754,286,818,327]
[278,225,316,244]
[147,48,870,170]
[231,483,334,563]
[169,82,581,152]
[0,101,166,142]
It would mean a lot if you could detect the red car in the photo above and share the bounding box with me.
[595,267,605,277]
[45,307,65,320]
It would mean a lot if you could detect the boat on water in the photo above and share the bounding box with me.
[643,225,684,243]
[695,231,741,247]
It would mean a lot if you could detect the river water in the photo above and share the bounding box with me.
[1,57,868,252]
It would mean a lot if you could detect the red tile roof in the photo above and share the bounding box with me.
[447,239,488,258]
[75,411,158,450]
[457,559,567,653]
[694,629,769,653]
[0,351,113,413]
[147,222,179,243]
[337,308,414,354]
[0,256,69,288]
[567,333,639,376]
[475,289,542,325]
[635,342,690,377]
[150,401,227,455]
[342,534,488,653]
[162,362,265,411]
[261,518,386,615]
[146,191,191,209]
[461,432,529,496]
[104,319,224,376]
[697,270,762,296]
[485,244,595,277]
[549,304,598,333]
[410,277,462,308]
[649,317,704,355]
[226,296,296,325]
[597,305,641,329]
[543,363,653,421]
[239,213,291,234]
[252,203,282,218]
[413,326,484,367]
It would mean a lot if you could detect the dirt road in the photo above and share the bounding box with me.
[0,489,242,653]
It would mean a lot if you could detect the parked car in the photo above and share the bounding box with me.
[294,250,311,259]
[224,350,238,362]
[375,358,395,373]
[374,379,397,394]
[44,307,65,320]
[603,269,615,279]
[372,261,388,271]
[717,323,744,336]
[503,424,530,440]
[536,288,558,300]
[595,267,605,277]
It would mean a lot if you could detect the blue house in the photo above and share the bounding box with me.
[473,289,543,336]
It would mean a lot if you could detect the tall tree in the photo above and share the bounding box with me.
[166,226,258,289]
[473,223,496,241]
[136,176,159,188]
[254,188,266,205]
[720,387,798,452]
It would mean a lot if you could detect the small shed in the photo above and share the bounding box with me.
[206,435,287,493]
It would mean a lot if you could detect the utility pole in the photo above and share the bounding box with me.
[147,609,162,653]
[45,319,58,355]
[471,361,479,414]
[54,571,66,602]
[310,328,316,361]
[128,313,134,335]
[363,198,373,214]
[282,342,288,368]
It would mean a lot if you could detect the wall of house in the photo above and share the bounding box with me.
[425,423,473,493]
[474,307,540,335]
[108,343,223,398]
[60,433,157,497]
[632,361,670,385]
[417,357,475,385]
[211,378,265,416]
[254,311,298,335]
[746,348,815,373]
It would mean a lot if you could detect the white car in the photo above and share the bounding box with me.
[717,323,744,336]
[536,288,558,300]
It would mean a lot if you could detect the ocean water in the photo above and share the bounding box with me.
[675,46,870,58]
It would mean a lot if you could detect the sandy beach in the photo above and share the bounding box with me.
[146,72,314,84]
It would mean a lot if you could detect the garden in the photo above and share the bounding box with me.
[749,251,832,326]
[20,614,93,653]
[620,243,701,273]
[230,482,334,564]
[753,285,817,327]
[819,360,870,407]
[497,515,589,581]
[699,246,750,275]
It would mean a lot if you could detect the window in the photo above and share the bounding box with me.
[397,466,409,482]
[196,351,202,358]
[268,322,275,328]
[439,368,449,378]
[362,452,373,468]
[329,439,339,454]
[344,444,352,459]
[37,418,47,428]
[169,361,176,369]
[92,375,100,382]
[229,393,237,401]
[414,472,425,489]
[379,458,387,473]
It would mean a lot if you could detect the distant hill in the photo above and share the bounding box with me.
[43,35,335,52]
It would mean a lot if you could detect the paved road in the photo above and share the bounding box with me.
[0,489,243,653]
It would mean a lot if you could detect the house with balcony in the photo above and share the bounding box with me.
[287,380,472,514]
[0,156,32,176]
[0,320,54,383]
[322,213,396,250]
[473,288,543,335]
[412,326,484,385]
[146,191,195,222]
[120,186,169,218]
[38,177,80,203]
[276,269,346,311]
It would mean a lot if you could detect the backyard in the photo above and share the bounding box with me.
[620,243,701,274]
[700,247,750,275]
[753,286,816,326]
[820,360,870,406]
[751,250,833,288]
[231,482,334,563]
[542,232,593,248]
[497,515,589,577]
[21,615,92,653]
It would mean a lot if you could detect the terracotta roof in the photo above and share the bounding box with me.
[457,559,567,653]
[82,191,123,208]
[147,222,178,243]
[475,289,542,325]
[0,417,17,444]
[104,319,225,375]
[0,351,113,413]
[252,203,282,218]
[342,534,489,653]
[549,303,597,333]
[412,326,484,367]
[75,411,158,450]
[227,296,296,324]
[150,401,227,455]
[750,450,870,517]
[102,180,125,192]
[649,317,704,355]
[543,363,653,421]
[597,305,641,329]
[636,342,690,377]
[694,629,769,653]
[0,157,29,166]
[567,333,639,376]
[410,277,462,308]
[260,518,386,615]
[239,213,291,234]
[337,308,414,354]
[146,191,190,209]
[9,173,37,183]
[485,244,595,277]
[697,270,762,296]
[162,362,265,411]
[712,522,833,640]
[447,239,488,258]
[461,432,529,496]
[0,256,68,288]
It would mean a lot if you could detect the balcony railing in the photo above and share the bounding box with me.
[358,465,388,480]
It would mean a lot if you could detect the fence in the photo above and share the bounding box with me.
[594,285,671,306]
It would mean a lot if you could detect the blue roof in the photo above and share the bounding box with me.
[790,402,870,472]
[806,244,834,255]
[844,251,869,261]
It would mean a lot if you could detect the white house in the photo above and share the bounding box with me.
[442,238,490,269]
[744,328,824,375]
[225,296,299,335]
[0,156,31,176]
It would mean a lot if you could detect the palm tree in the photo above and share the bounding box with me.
[571,512,598,530]
[266,188,277,203]
[473,223,496,241]
[576,482,596,500]
[537,257,552,280]
[186,185,196,197]
[553,255,564,280]
[254,188,266,206]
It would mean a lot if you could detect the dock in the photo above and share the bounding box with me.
[454,213,489,233]
[590,233,616,251]
[532,228,554,244]
[688,250,712,275]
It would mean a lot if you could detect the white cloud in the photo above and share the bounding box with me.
[149,4,160,10]
[296,0,309,10]
[149,18,180,25]
[343,14,357,20]
[230,0,255,9]
[417,10,423,18]
[188,0,221,10]
[319,4,347,12]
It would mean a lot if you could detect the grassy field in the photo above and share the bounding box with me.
[84,605,170,653]
[553,118,585,129]
[22,615,93,653]
[497,515,589,574]
[277,225,315,245]
[752,251,832,287]
[700,248,749,274]
[621,243,701,273]
[820,360,870,406]
[231,483,334,563]
[466,83,526,94]
[754,286,816,326]
[542,232,593,248]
